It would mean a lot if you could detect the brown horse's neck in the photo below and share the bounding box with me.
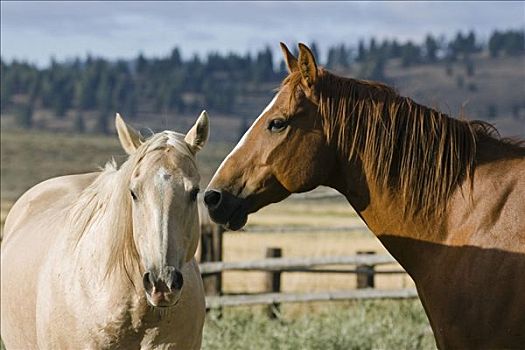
[313,71,525,278]
[325,153,449,279]
[316,73,465,240]
[315,72,507,271]
[327,129,524,277]
[330,151,445,234]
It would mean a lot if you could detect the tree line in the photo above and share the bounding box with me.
[326,29,524,81]
[1,29,523,132]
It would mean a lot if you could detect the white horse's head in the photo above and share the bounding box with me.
[116,111,209,308]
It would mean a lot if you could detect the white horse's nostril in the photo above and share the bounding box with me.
[143,271,155,293]
[170,270,184,291]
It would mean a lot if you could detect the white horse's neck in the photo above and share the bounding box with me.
[67,163,143,298]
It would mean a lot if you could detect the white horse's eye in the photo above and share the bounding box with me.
[130,189,138,201]
[189,187,200,202]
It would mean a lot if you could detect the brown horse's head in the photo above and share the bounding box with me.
[205,43,338,230]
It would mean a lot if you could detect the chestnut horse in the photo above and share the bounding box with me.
[1,112,209,349]
[205,43,525,348]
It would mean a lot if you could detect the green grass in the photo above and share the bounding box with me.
[202,300,436,350]
[1,300,435,349]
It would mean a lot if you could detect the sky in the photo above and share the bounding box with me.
[1,1,524,67]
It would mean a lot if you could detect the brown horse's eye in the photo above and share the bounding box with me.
[268,119,288,133]
[190,187,200,202]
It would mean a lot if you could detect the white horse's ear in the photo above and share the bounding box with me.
[115,113,142,155]
[185,110,209,153]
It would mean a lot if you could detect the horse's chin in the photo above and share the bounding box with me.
[225,210,248,231]
[153,301,179,309]
[145,291,181,309]
[206,193,249,230]
[147,297,180,309]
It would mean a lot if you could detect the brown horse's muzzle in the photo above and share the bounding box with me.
[204,189,248,230]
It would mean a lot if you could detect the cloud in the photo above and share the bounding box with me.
[1,1,523,66]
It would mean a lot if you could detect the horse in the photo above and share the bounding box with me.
[1,111,210,349]
[204,43,525,349]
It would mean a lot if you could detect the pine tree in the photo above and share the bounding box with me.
[95,110,109,134]
[73,112,86,133]
[16,103,33,129]
[357,40,366,62]
[425,34,438,62]
[309,42,320,63]
[401,42,421,67]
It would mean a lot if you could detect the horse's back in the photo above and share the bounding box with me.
[428,155,525,347]
[2,172,98,243]
[1,172,98,349]
[473,153,525,251]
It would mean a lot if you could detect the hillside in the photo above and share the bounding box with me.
[384,54,525,137]
[0,129,231,201]
[2,53,523,141]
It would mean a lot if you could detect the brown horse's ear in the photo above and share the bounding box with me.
[280,42,299,73]
[298,43,318,88]
[185,110,209,153]
[115,113,143,155]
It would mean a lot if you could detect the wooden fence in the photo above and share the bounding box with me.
[197,195,418,314]
[199,223,417,314]
[205,288,419,309]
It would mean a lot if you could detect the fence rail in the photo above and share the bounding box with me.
[199,254,397,275]
[206,288,418,308]
[289,191,343,200]
[199,219,415,314]
[243,225,367,233]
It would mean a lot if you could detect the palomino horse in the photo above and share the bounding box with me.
[205,43,525,348]
[1,112,210,349]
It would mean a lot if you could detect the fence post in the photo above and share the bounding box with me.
[211,224,224,294]
[201,224,224,296]
[265,247,282,319]
[356,251,375,289]
[200,225,213,293]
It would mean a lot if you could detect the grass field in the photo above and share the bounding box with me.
[0,128,433,348]
[222,197,415,297]
[203,300,436,350]
[1,299,435,350]
[0,128,231,201]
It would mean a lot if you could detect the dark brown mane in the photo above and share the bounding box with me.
[284,69,523,217]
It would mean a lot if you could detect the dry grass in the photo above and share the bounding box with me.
[246,196,361,227]
[221,197,415,297]
[0,129,123,200]
[0,200,13,238]
[0,128,231,201]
